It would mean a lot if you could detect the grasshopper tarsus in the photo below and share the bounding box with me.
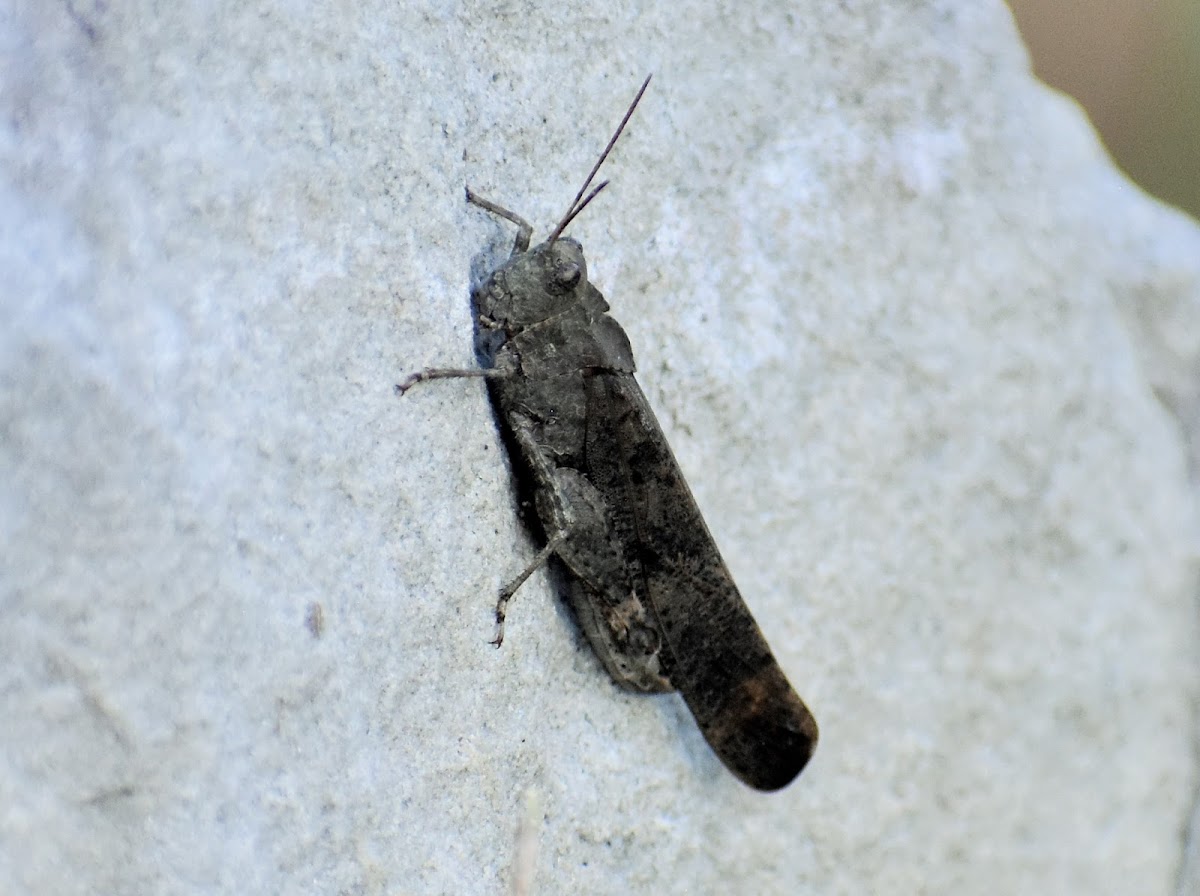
[394,373,424,395]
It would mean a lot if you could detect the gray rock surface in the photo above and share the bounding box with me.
[4,2,1199,894]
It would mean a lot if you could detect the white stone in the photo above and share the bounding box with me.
[3,2,1199,894]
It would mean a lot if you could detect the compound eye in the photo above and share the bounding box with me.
[553,260,582,291]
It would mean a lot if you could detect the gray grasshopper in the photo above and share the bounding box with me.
[398,77,818,791]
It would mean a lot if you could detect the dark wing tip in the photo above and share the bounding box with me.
[697,665,819,792]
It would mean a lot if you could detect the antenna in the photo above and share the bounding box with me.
[547,74,652,245]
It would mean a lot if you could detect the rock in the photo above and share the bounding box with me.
[3,3,1198,893]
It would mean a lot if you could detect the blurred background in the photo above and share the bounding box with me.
[1008,0,1200,222]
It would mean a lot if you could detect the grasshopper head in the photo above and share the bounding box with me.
[476,238,590,330]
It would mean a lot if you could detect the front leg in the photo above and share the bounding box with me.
[466,187,533,256]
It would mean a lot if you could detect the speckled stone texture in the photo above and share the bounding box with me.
[3,2,1199,894]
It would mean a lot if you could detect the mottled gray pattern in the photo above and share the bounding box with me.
[454,184,818,787]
